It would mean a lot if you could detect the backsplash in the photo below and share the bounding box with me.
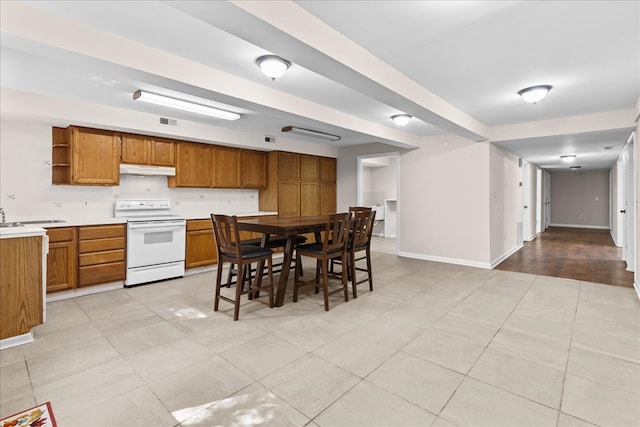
[0,120,259,222]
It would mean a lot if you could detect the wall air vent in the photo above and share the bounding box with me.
[159,117,177,126]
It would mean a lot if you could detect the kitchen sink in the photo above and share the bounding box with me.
[0,220,66,228]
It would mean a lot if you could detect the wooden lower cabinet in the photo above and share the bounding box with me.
[46,227,77,293]
[301,181,320,216]
[186,219,217,269]
[0,236,44,339]
[78,225,125,287]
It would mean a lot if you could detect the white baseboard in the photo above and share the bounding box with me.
[398,251,491,269]
[47,281,124,302]
[490,244,523,269]
[550,223,610,230]
[0,331,34,350]
[634,280,640,300]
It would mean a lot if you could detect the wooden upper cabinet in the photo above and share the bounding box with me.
[211,146,241,188]
[278,151,300,180]
[122,134,175,167]
[242,150,268,189]
[70,127,120,185]
[150,138,175,167]
[121,134,150,165]
[320,157,337,182]
[300,154,320,181]
[168,142,211,188]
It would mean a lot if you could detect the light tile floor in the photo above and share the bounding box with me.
[1,240,639,426]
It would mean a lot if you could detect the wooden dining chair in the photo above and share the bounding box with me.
[293,212,350,311]
[211,214,274,321]
[347,209,376,298]
[330,206,372,279]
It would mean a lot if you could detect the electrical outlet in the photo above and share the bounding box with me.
[82,200,89,208]
[199,195,205,199]
[43,160,51,166]
[54,201,62,207]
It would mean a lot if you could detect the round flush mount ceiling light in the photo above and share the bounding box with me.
[518,85,552,103]
[256,55,291,81]
[391,114,412,126]
[560,155,576,163]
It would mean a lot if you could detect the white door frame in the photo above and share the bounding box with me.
[536,168,542,234]
[623,132,636,272]
[357,152,400,252]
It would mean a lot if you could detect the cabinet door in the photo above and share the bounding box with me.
[186,230,218,268]
[320,157,337,182]
[301,181,320,216]
[212,146,241,188]
[150,138,175,166]
[300,155,320,181]
[47,240,78,293]
[121,134,150,165]
[278,180,301,218]
[278,152,300,180]
[71,127,120,185]
[170,142,211,187]
[320,182,337,215]
[242,150,268,188]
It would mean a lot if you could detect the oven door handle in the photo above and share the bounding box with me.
[129,221,186,231]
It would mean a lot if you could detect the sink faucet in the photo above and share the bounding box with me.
[0,207,4,224]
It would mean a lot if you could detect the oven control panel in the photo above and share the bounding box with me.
[115,199,171,211]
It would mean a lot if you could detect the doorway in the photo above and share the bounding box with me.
[621,132,636,272]
[357,152,400,254]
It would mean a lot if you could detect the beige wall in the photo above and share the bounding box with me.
[550,170,610,228]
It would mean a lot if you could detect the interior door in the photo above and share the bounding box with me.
[545,171,551,229]
[623,134,636,272]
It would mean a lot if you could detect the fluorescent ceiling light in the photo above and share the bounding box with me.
[560,155,576,162]
[281,126,341,142]
[133,90,241,121]
[391,114,412,126]
[517,85,552,103]
[256,55,291,81]
[569,165,582,170]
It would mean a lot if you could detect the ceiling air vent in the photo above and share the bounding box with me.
[159,117,177,126]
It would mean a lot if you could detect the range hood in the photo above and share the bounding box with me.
[119,164,176,176]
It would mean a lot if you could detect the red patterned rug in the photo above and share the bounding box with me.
[1,402,56,427]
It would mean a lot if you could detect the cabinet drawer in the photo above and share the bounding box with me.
[79,225,125,240]
[79,249,125,267]
[79,237,125,253]
[187,219,213,232]
[47,227,75,243]
[79,262,125,287]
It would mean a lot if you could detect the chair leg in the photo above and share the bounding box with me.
[233,262,244,321]
[350,250,358,298]
[366,247,373,291]
[267,257,274,308]
[315,260,321,294]
[341,253,350,302]
[293,252,301,303]
[226,263,234,287]
[321,258,330,311]
[214,260,224,311]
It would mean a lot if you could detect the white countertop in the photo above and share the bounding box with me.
[0,226,47,239]
[183,211,277,220]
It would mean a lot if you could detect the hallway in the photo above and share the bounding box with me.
[495,227,634,288]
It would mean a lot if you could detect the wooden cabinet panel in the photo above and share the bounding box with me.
[46,227,77,293]
[121,134,150,165]
[301,181,320,216]
[278,180,301,218]
[320,157,337,182]
[79,262,126,287]
[186,219,217,268]
[278,152,300,180]
[320,182,337,215]
[0,236,43,339]
[169,142,211,188]
[71,127,120,185]
[300,155,320,181]
[212,146,241,188]
[78,224,125,287]
[150,138,175,166]
[242,150,268,188]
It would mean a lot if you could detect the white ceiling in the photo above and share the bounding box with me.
[1,1,638,169]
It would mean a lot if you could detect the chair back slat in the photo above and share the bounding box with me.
[322,212,350,253]
[211,214,242,258]
[351,210,376,247]
[349,206,372,217]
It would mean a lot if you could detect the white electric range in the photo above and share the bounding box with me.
[114,199,186,287]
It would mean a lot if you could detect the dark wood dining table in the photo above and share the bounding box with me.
[236,215,329,306]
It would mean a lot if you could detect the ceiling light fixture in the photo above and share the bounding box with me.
[560,155,576,163]
[133,90,241,121]
[281,126,341,142]
[391,114,412,126]
[569,166,582,170]
[256,55,291,81]
[517,85,552,103]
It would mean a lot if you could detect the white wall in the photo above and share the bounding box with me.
[550,170,610,228]
[489,144,522,265]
